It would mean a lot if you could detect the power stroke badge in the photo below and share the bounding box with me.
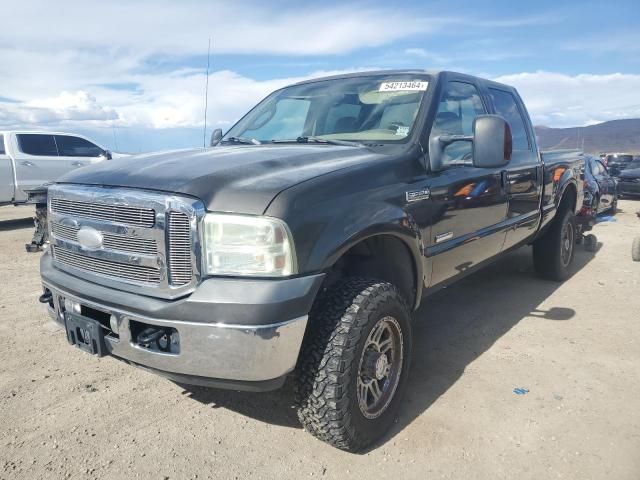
[406,188,431,203]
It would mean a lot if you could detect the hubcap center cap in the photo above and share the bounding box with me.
[363,351,390,380]
[374,354,389,380]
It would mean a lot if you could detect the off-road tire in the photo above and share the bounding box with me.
[295,277,412,452]
[533,207,577,281]
[632,236,640,262]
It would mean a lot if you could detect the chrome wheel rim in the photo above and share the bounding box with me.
[561,220,574,267]
[356,316,404,419]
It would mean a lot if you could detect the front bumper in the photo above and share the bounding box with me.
[41,252,324,391]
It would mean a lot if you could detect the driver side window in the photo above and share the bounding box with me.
[431,81,486,168]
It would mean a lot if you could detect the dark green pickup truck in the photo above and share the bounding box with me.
[40,70,583,451]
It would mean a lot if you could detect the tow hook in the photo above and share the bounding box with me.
[38,290,53,304]
[134,324,180,354]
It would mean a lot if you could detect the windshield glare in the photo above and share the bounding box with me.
[222,75,430,144]
[607,155,633,163]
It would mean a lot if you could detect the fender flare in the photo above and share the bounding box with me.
[312,208,425,310]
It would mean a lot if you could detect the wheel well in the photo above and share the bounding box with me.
[323,235,417,308]
[559,183,577,213]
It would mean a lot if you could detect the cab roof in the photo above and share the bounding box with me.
[289,69,516,92]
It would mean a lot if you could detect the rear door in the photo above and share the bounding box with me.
[0,134,15,202]
[54,134,106,168]
[425,79,508,286]
[488,87,542,250]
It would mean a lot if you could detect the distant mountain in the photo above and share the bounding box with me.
[534,119,640,154]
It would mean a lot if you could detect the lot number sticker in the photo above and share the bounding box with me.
[379,81,428,92]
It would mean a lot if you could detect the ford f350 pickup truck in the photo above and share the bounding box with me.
[39,70,583,451]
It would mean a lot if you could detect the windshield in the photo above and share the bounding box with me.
[222,74,430,145]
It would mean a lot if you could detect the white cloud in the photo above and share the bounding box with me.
[1,1,431,57]
[493,71,640,127]
[0,91,117,127]
[0,67,369,132]
[0,0,433,136]
[0,1,635,151]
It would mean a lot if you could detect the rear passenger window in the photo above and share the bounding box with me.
[0,134,5,154]
[430,81,486,168]
[55,135,103,157]
[489,89,530,150]
[18,134,58,156]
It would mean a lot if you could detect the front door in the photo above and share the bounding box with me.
[425,80,508,287]
[54,134,107,169]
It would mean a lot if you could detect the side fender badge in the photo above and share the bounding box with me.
[406,188,431,203]
[435,231,453,243]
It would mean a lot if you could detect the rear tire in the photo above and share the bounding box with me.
[632,237,640,262]
[533,207,577,281]
[295,277,412,452]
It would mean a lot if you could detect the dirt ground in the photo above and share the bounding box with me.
[1,202,639,480]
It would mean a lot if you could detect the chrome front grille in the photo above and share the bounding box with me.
[51,222,157,255]
[51,197,155,228]
[167,211,193,286]
[48,185,203,299]
[52,246,162,284]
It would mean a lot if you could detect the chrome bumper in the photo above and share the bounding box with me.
[45,284,308,384]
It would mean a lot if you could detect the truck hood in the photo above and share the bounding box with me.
[59,144,385,214]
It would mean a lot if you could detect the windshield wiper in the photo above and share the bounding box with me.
[271,136,363,147]
[222,136,262,145]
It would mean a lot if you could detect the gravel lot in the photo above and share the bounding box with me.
[1,201,639,480]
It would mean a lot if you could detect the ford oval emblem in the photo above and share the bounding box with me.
[77,226,104,251]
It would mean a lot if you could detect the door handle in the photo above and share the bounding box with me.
[20,161,35,167]
[72,161,85,167]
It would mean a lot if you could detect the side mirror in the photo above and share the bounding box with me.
[210,128,223,147]
[103,150,113,160]
[428,114,512,171]
[472,115,512,168]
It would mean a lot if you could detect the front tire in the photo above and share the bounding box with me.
[295,277,412,452]
[533,207,577,281]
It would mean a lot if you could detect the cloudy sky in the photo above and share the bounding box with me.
[1,0,639,152]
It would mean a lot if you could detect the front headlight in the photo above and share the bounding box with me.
[202,213,296,277]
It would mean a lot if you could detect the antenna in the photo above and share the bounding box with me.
[203,37,211,148]
[111,125,119,151]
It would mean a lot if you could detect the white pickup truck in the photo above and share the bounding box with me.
[0,131,114,206]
